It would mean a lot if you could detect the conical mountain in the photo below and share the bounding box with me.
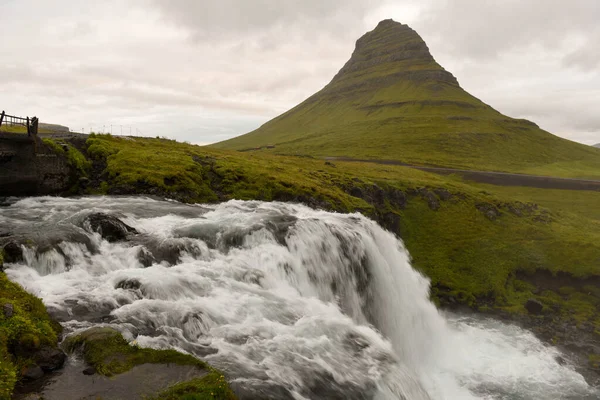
[214,20,600,177]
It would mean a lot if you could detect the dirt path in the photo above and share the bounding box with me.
[324,157,600,191]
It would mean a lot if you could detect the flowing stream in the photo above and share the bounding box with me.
[1,196,597,399]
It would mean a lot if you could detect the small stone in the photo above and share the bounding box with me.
[525,298,544,315]
[555,356,566,366]
[3,303,14,318]
[79,177,90,187]
[115,278,142,290]
[82,366,96,375]
[22,364,44,380]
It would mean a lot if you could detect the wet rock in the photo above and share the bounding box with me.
[555,355,567,366]
[344,331,371,353]
[476,203,502,221]
[137,247,156,267]
[2,241,23,263]
[264,215,297,246]
[147,238,204,264]
[525,298,544,315]
[115,278,142,291]
[3,303,13,318]
[22,364,44,380]
[35,346,67,372]
[239,269,265,286]
[85,213,138,242]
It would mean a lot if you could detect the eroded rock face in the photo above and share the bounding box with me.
[84,213,138,242]
[331,19,459,89]
[0,136,74,196]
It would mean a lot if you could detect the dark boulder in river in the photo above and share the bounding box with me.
[2,241,24,263]
[84,213,138,242]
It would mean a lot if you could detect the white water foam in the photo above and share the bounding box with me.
[1,196,597,399]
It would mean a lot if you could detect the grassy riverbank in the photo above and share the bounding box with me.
[79,134,600,328]
[0,271,61,398]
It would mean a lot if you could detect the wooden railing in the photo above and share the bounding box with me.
[0,110,38,136]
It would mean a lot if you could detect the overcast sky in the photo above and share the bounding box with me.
[1,0,598,145]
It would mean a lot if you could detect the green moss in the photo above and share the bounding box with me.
[147,372,237,400]
[42,138,66,155]
[64,327,209,376]
[0,125,60,134]
[67,146,92,175]
[0,273,61,399]
[589,354,600,369]
[43,139,91,177]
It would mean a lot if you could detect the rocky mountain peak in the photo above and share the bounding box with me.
[330,19,458,87]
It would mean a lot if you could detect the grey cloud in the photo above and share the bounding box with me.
[418,0,600,60]
[150,0,385,39]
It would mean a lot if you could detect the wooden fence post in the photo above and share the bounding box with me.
[26,116,30,136]
[31,117,39,136]
[0,111,4,127]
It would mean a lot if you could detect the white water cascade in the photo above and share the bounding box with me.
[1,196,597,399]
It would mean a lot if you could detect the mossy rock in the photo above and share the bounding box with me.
[63,327,236,398]
[64,327,208,376]
[0,273,62,399]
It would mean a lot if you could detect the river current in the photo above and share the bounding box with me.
[1,196,597,399]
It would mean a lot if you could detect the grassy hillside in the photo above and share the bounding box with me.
[214,20,600,179]
[0,125,63,135]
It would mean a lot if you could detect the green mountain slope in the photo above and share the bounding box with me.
[214,19,600,179]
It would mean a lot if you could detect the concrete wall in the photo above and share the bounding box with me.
[0,133,71,196]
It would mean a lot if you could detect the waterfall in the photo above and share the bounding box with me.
[2,196,596,399]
